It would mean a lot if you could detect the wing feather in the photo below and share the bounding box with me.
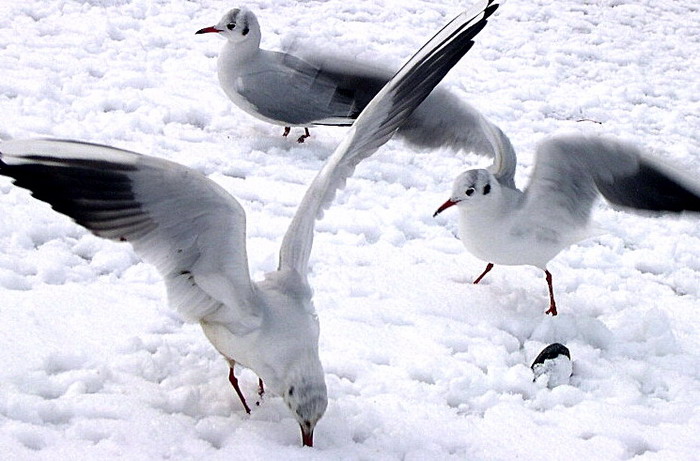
[0,139,260,331]
[278,0,503,276]
[520,133,700,238]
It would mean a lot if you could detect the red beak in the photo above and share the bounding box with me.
[433,199,457,217]
[195,26,222,35]
[301,425,314,447]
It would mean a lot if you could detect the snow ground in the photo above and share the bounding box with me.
[0,0,699,459]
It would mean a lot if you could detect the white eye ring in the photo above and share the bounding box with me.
[466,187,475,196]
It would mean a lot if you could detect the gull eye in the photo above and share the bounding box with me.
[465,187,475,196]
[227,23,236,30]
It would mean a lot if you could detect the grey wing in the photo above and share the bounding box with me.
[292,53,393,123]
[0,139,260,331]
[520,133,700,235]
[238,51,386,126]
[299,37,518,185]
[400,86,517,187]
[278,0,504,276]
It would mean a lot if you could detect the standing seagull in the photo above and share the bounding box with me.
[0,1,503,447]
[433,133,700,315]
[195,5,515,161]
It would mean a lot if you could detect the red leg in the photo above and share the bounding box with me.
[544,269,558,316]
[473,263,494,284]
[297,127,311,143]
[282,126,291,137]
[228,367,252,414]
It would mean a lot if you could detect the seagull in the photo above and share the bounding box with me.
[531,343,572,387]
[433,132,700,315]
[195,5,515,159]
[0,0,503,446]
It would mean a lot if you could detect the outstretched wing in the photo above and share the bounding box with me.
[310,57,519,185]
[278,0,503,277]
[0,139,260,331]
[401,86,518,187]
[519,133,700,237]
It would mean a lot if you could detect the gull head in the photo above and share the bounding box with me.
[275,320,327,447]
[433,169,494,217]
[195,7,260,45]
[256,270,328,447]
[282,371,328,447]
[272,327,327,447]
[277,317,328,447]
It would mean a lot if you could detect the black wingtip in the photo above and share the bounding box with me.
[484,3,500,18]
[598,160,700,213]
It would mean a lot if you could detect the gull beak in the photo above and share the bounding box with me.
[300,424,314,447]
[433,199,457,217]
[195,26,222,35]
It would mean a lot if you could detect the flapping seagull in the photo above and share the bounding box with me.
[1,0,503,446]
[433,132,700,315]
[195,5,515,163]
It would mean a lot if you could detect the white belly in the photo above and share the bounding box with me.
[458,210,578,269]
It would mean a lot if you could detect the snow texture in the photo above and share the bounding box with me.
[1,0,699,459]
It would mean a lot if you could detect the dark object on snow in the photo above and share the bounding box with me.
[531,343,573,387]
[531,343,570,368]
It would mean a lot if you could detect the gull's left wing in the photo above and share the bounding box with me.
[518,133,700,240]
[0,140,261,332]
[278,0,504,276]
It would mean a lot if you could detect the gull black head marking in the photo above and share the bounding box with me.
[233,8,250,36]
[222,8,249,35]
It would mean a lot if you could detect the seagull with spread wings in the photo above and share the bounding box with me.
[1,0,503,446]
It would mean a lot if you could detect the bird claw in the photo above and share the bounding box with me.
[296,127,311,143]
[255,378,265,406]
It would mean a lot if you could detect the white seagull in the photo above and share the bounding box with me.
[433,132,700,315]
[195,5,515,161]
[0,0,503,447]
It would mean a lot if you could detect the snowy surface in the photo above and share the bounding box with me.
[1,0,699,459]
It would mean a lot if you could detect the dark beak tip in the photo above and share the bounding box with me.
[300,426,314,447]
[302,433,313,447]
[433,199,456,217]
[195,26,220,35]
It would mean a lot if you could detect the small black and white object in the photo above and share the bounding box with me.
[531,343,572,387]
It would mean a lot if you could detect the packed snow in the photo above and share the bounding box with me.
[1,0,699,459]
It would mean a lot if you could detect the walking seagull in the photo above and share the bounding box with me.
[195,5,515,160]
[1,0,503,446]
[433,133,700,315]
